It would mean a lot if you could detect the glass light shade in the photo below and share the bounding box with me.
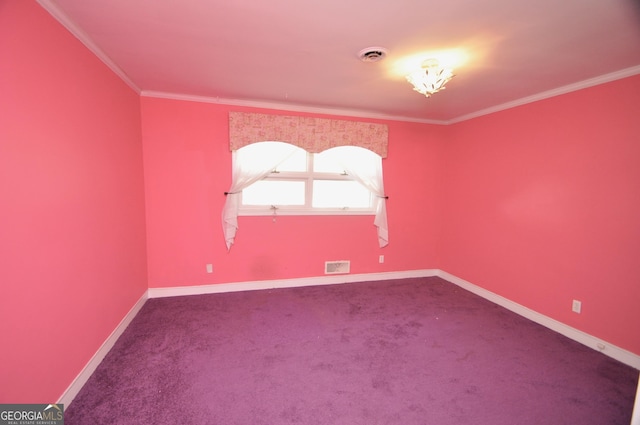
[406,59,454,97]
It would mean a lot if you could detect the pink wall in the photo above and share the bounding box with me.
[140,98,444,287]
[3,0,638,405]
[0,1,148,402]
[440,75,640,354]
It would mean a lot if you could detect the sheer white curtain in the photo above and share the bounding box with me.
[323,146,389,248]
[222,142,299,250]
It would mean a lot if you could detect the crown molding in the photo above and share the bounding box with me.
[140,90,447,125]
[447,65,640,124]
[142,62,640,125]
[34,0,640,126]
[37,0,141,94]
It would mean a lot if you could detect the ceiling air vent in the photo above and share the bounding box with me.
[358,47,388,63]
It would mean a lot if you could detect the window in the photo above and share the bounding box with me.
[237,142,379,215]
[222,141,389,250]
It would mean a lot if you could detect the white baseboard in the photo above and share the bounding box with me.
[57,290,149,407]
[436,270,640,423]
[60,269,639,413]
[147,269,439,298]
[436,270,640,370]
[632,381,640,425]
[149,268,640,369]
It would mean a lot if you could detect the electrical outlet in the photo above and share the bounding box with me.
[379,255,384,264]
[572,299,582,314]
[206,264,213,273]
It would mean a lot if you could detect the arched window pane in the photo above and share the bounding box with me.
[313,151,345,173]
[275,147,307,172]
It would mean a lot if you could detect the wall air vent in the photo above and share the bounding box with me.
[325,260,351,275]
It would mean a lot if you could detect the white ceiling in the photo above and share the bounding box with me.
[39,0,640,123]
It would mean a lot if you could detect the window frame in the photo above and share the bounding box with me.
[237,149,379,216]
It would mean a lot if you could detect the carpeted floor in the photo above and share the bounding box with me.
[66,277,638,424]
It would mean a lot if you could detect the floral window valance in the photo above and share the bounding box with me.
[228,112,388,158]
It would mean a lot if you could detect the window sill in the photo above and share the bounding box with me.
[238,208,375,217]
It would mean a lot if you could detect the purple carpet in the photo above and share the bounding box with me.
[66,277,638,424]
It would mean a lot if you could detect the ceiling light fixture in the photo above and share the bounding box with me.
[405,58,454,97]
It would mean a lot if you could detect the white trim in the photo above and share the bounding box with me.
[436,270,640,370]
[632,377,640,425]
[238,209,375,216]
[237,148,378,216]
[140,91,447,125]
[141,66,640,126]
[148,269,640,368]
[58,269,640,411]
[447,65,640,124]
[33,0,640,125]
[147,269,438,298]
[36,0,141,94]
[57,290,148,407]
